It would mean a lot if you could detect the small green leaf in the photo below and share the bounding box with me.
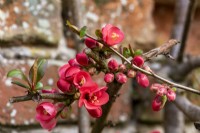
[29,59,38,85]
[36,58,48,83]
[128,44,135,56]
[35,82,43,90]
[134,49,143,56]
[7,69,29,82]
[79,26,87,38]
[171,87,177,92]
[95,29,103,38]
[66,20,71,27]
[11,81,30,89]
[123,47,131,58]
[161,95,167,108]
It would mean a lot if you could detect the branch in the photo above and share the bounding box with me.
[91,82,122,133]
[174,94,200,121]
[9,93,71,103]
[85,33,200,95]
[170,56,200,81]
[142,39,179,61]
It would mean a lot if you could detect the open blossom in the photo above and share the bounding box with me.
[150,83,164,92]
[68,58,79,67]
[76,52,89,66]
[73,71,93,88]
[102,24,124,46]
[84,37,97,48]
[136,72,149,88]
[132,56,144,67]
[78,84,109,118]
[35,102,57,131]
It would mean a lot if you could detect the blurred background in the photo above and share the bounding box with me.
[0,0,200,133]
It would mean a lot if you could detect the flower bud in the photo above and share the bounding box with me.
[152,95,163,112]
[116,72,127,84]
[136,72,149,88]
[150,83,163,92]
[156,87,167,96]
[42,88,58,94]
[104,73,114,83]
[76,52,89,66]
[166,89,176,101]
[127,69,136,78]
[108,59,118,71]
[68,58,79,67]
[84,38,97,48]
[132,56,144,67]
[118,64,126,72]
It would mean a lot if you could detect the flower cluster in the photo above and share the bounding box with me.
[150,83,176,111]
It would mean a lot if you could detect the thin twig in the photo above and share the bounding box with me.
[85,34,200,95]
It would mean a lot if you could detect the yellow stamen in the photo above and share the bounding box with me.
[111,32,119,40]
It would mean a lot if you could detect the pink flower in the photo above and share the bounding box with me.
[127,69,136,78]
[76,52,89,66]
[116,72,127,84]
[42,88,58,93]
[150,83,163,92]
[166,89,176,101]
[132,56,144,67]
[152,95,163,112]
[136,72,149,88]
[87,107,102,118]
[58,64,70,79]
[73,71,93,88]
[85,38,97,48]
[68,58,79,67]
[35,102,57,131]
[65,66,80,82]
[108,59,118,71]
[104,73,114,83]
[102,24,124,46]
[156,87,167,96]
[57,79,71,93]
[78,84,109,117]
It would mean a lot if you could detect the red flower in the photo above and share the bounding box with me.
[73,71,93,88]
[76,52,89,66]
[102,24,124,46]
[65,66,81,82]
[152,95,163,112]
[57,78,71,93]
[78,84,109,117]
[35,102,57,131]
[132,56,144,67]
[68,58,79,67]
[136,72,149,88]
[85,37,97,48]
[58,64,70,79]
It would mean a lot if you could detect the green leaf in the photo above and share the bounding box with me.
[36,58,48,83]
[79,26,87,38]
[95,29,103,38]
[7,69,29,82]
[35,82,43,90]
[128,44,135,56]
[123,47,131,58]
[29,58,48,85]
[171,87,177,92]
[161,95,167,108]
[11,81,30,89]
[134,49,143,56]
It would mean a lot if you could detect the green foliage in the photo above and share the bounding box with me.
[134,49,143,56]
[11,81,30,89]
[79,26,87,38]
[35,82,43,90]
[95,29,103,38]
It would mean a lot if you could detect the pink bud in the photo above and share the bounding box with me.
[156,87,167,96]
[152,95,162,111]
[118,64,126,72]
[132,56,144,67]
[108,59,118,71]
[84,38,97,48]
[136,72,149,88]
[116,72,127,84]
[150,83,163,92]
[76,52,89,66]
[167,89,176,101]
[68,58,79,67]
[127,69,136,78]
[104,73,114,83]
[42,88,58,94]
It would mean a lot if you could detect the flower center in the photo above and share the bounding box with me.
[79,76,86,86]
[90,95,99,103]
[43,110,48,115]
[111,32,119,40]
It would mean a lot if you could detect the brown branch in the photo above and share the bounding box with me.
[174,94,200,121]
[91,82,122,133]
[142,39,179,61]
[170,56,200,82]
[9,93,71,103]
